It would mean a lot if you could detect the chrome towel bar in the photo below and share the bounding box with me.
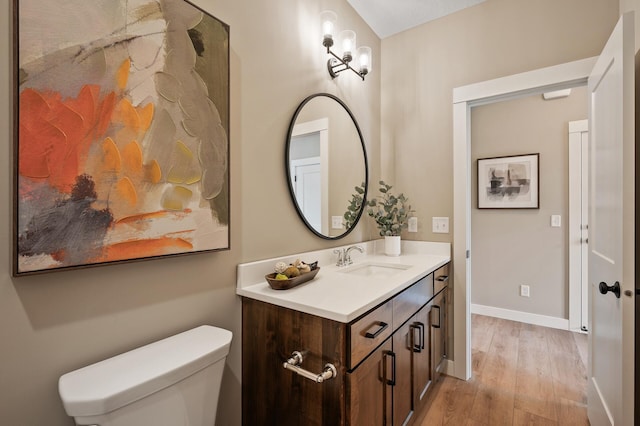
[283,351,337,383]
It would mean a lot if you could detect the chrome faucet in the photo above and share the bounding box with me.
[344,245,364,265]
[333,245,365,267]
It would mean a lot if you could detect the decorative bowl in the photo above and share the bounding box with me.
[265,266,320,290]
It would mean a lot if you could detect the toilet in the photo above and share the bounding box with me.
[58,325,232,426]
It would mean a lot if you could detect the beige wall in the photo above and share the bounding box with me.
[381,0,619,243]
[0,0,380,425]
[2,0,634,423]
[470,88,587,319]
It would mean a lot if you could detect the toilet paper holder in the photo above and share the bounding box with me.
[283,351,337,383]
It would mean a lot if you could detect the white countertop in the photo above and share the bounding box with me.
[236,240,450,323]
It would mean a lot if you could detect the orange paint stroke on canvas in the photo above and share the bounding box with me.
[116,59,131,91]
[146,159,162,183]
[163,229,196,238]
[112,99,154,135]
[113,98,140,132]
[99,237,194,262]
[101,137,122,172]
[122,141,143,174]
[115,177,138,206]
[115,208,193,225]
[138,103,154,132]
[19,85,116,192]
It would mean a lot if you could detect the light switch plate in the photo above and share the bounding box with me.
[432,217,449,233]
[551,215,561,227]
[331,216,343,229]
[408,217,418,232]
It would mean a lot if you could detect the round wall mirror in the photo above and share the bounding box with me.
[285,93,368,239]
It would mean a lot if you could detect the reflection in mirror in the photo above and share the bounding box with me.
[286,93,368,239]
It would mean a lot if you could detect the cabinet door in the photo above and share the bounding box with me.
[412,305,431,405]
[441,288,448,359]
[430,291,444,382]
[392,320,414,425]
[347,339,392,425]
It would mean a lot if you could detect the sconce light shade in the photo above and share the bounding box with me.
[357,46,372,75]
[320,10,337,48]
[340,30,356,63]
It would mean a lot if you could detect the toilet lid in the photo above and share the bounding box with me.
[58,325,232,416]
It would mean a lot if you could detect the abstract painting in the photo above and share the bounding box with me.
[477,153,539,209]
[14,0,230,275]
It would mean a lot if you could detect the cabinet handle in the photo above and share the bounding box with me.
[364,321,388,339]
[384,351,396,386]
[410,323,425,352]
[436,275,449,282]
[432,305,441,329]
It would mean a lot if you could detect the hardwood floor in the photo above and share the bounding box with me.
[415,314,589,426]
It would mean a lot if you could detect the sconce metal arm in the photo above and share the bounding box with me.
[326,47,366,81]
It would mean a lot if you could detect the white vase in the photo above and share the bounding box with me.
[384,236,401,256]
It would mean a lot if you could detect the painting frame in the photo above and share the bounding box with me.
[13,0,230,276]
[477,153,539,209]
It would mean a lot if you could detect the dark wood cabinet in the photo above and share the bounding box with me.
[241,298,346,426]
[393,320,414,425]
[346,339,392,425]
[411,304,432,406]
[433,263,450,378]
[241,262,450,426]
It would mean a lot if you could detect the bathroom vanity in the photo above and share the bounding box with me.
[237,240,450,426]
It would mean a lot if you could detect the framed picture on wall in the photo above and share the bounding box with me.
[477,153,539,209]
[14,0,230,275]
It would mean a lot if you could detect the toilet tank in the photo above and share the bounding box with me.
[58,325,232,426]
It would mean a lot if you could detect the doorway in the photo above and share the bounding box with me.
[290,118,329,234]
[451,57,597,381]
[469,90,585,332]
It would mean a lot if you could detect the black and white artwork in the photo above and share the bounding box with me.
[477,153,539,209]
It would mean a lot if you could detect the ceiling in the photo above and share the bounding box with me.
[347,0,486,39]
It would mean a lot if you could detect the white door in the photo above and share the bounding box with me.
[587,12,635,426]
[291,159,323,233]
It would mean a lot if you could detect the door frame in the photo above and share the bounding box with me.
[568,119,589,333]
[451,57,597,380]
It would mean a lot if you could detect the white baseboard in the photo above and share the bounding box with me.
[471,303,569,330]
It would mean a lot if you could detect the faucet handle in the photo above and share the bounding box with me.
[333,249,344,266]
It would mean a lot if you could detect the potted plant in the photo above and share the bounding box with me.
[367,180,414,256]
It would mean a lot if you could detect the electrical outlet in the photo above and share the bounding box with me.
[408,217,418,232]
[331,216,343,229]
[432,217,449,233]
[520,285,530,297]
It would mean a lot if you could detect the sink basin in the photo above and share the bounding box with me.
[338,262,412,278]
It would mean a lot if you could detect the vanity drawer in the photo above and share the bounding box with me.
[392,273,433,330]
[348,300,393,369]
[434,264,450,294]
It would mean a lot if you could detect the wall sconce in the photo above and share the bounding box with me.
[321,10,372,81]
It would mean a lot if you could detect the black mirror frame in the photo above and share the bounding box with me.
[285,93,369,240]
